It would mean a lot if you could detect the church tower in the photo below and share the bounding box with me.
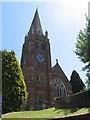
[21,8,72,110]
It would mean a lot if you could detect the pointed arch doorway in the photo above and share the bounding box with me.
[38,96,43,110]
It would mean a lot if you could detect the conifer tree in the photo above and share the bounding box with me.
[70,70,86,94]
[2,50,28,113]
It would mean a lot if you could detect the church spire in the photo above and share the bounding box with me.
[30,8,43,36]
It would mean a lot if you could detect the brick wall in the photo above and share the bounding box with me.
[55,91,90,109]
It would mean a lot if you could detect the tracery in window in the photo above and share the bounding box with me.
[54,79,67,97]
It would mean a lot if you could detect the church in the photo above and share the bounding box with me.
[21,8,72,110]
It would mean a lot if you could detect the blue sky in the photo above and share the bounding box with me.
[1,0,89,83]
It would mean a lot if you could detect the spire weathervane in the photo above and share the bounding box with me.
[36,5,38,10]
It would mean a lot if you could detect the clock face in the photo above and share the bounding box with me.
[37,54,44,62]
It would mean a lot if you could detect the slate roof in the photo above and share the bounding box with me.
[52,59,62,71]
[30,8,43,36]
[52,59,67,79]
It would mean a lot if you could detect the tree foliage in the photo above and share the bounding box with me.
[74,16,90,89]
[70,70,86,94]
[2,50,28,114]
[0,51,2,96]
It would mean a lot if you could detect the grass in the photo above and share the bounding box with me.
[2,107,90,119]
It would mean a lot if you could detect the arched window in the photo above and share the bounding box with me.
[23,56,26,65]
[54,79,67,97]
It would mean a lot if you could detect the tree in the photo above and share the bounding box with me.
[2,50,28,114]
[0,51,2,96]
[70,70,86,94]
[74,16,90,89]
[0,51,2,118]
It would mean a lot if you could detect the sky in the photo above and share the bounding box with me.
[1,0,89,84]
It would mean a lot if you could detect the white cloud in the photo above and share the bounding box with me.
[51,0,88,21]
